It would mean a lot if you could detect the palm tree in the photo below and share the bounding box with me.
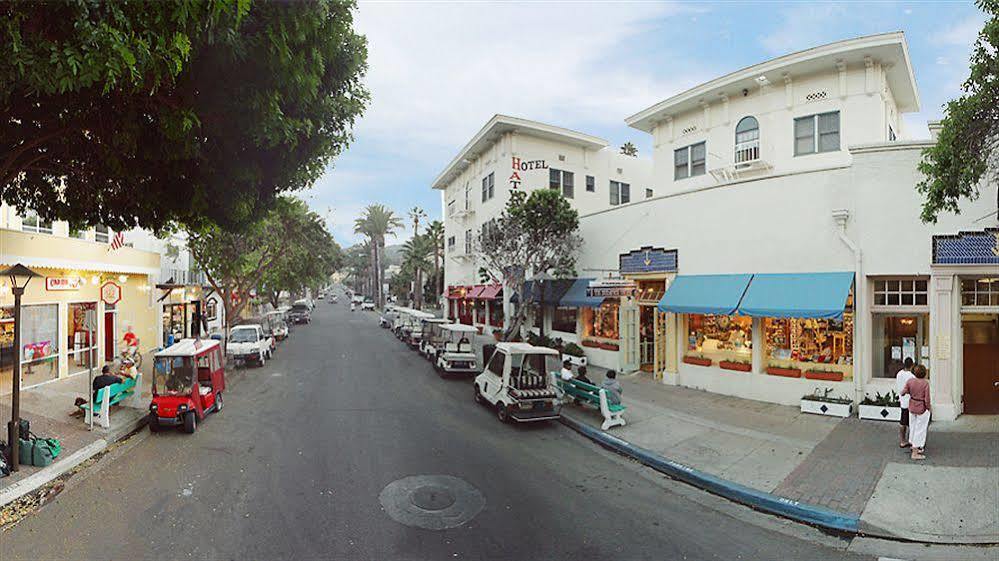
[401,234,432,309]
[407,207,427,307]
[355,205,403,308]
[424,220,444,308]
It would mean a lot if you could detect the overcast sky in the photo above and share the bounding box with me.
[302,1,987,246]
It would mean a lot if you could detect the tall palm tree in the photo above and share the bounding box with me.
[355,204,403,308]
[401,234,432,309]
[407,207,427,307]
[424,220,444,307]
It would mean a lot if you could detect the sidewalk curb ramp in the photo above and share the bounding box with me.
[0,413,147,508]
[559,413,861,534]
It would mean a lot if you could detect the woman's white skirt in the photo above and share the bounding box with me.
[910,409,931,448]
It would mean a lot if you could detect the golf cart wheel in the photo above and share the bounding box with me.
[473,385,484,404]
[183,411,197,434]
[215,392,223,412]
[148,414,161,433]
[496,404,510,423]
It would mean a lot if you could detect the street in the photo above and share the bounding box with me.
[1,300,873,561]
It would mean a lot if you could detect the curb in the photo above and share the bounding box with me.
[559,413,861,534]
[0,413,147,508]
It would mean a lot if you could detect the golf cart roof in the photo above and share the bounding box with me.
[232,324,262,330]
[265,310,284,316]
[495,342,560,356]
[155,338,220,358]
[423,318,450,324]
[441,324,478,333]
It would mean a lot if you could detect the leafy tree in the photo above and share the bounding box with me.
[424,220,445,307]
[353,204,403,308]
[343,243,372,295]
[620,142,638,157]
[401,233,432,309]
[477,189,582,340]
[1,0,368,231]
[917,0,998,223]
[257,203,343,309]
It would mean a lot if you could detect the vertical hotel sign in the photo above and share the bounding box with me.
[509,157,548,190]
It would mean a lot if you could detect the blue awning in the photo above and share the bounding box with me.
[559,278,605,308]
[737,272,854,319]
[657,274,753,315]
[511,279,575,304]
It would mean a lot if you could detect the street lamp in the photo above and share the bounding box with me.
[3,264,40,472]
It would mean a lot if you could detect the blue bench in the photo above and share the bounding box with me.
[78,374,141,429]
[556,377,627,430]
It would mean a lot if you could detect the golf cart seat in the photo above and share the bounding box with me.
[457,338,472,353]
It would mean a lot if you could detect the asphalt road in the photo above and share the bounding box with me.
[2,297,874,560]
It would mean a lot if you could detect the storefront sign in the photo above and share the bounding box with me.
[100,281,122,305]
[932,228,999,265]
[509,157,548,189]
[586,278,637,298]
[619,246,678,275]
[45,277,82,291]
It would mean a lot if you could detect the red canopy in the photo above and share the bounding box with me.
[466,285,486,299]
[479,284,502,300]
[447,286,468,299]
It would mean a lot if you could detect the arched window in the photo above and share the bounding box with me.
[735,116,760,163]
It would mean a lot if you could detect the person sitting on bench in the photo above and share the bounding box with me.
[600,370,622,406]
[92,365,123,402]
[574,365,594,385]
[559,359,574,381]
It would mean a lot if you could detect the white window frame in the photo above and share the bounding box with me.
[872,277,929,309]
[674,142,706,180]
[961,277,999,308]
[794,111,840,156]
[610,181,630,206]
[95,224,110,243]
[22,211,53,235]
[481,173,495,203]
[585,175,595,192]
[549,168,574,199]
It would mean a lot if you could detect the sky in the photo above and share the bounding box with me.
[302,1,987,247]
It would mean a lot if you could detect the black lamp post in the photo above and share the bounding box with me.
[3,263,40,472]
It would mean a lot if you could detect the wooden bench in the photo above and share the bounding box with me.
[555,376,626,430]
[78,374,142,429]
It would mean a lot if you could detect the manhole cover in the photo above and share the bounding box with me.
[379,475,484,530]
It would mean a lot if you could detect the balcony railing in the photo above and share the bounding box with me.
[734,139,760,165]
[159,268,207,285]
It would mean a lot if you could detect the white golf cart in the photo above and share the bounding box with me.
[401,310,435,348]
[473,342,562,424]
[417,318,450,356]
[434,323,479,376]
[419,320,450,359]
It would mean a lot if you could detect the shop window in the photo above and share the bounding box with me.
[961,277,999,307]
[794,111,840,156]
[636,280,666,304]
[674,142,706,180]
[874,278,928,306]
[488,302,504,327]
[68,302,98,375]
[163,304,188,344]
[872,314,928,378]
[549,168,574,199]
[765,316,854,380]
[22,211,53,235]
[552,307,578,333]
[1,307,14,391]
[609,181,630,205]
[582,301,620,340]
[481,172,495,202]
[95,224,110,243]
[687,314,752,362]
[205,299,218,321]
[585,175,595,192]
[19,304,60,388]
[474,300,486,324]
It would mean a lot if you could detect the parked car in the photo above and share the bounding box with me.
[263,311,290,341]
[474,342,562,424]
[288,303,312,324]
[227,324,274,366]
[361,298,375,311]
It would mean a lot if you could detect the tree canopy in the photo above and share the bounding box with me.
[1,0,368,231]
[917,0,998,222]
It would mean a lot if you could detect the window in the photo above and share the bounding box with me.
[735,116,760,163]
[872,314,927,378]
[464,229,472,254]
[549,168,574,199]
[464,182,472,210]
[609,181,630,205]
[489,301,504,327]
[585,175,595,192]
[18,304,60,387]
[874,279,928,307]
[481,172,495,202]
[205,299,218,321]
[447,236,456,252]
[764,317,854,380]
[962,277,999,306]
[447,199,456,217]
[794,111,840,156]
[552,307,577,333]
[68,302,98,375]
[95,224,110,243]
[645,188,654,199]
[22,212,53,235]
[674,142,706,180]
[487,351,506,377]
[888,125,897,142]
[687,314,752,363]
[582,301,620,340]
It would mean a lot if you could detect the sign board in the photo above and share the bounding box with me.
[586,278,637,298]
[100,281,122,306]
[619,246,678,275]
[508,157,548,190]
[46,277,82,291]
[932,228,999,265]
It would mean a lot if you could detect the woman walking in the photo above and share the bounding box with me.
[902,364,931,460]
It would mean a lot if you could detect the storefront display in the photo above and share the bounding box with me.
[1,307,14,390]
[686,314,752,363]
[552,306,577,333]
[20,304,60,387]
[872,313,927,378]
[582,300,620,340]
[68,302,98,374]
[764,315,853,380]
[163,303,187,345]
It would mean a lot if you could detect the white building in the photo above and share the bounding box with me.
[437,32,999,419]
[434,114,652,334]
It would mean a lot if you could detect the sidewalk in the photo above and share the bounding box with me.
[562,370,998,544]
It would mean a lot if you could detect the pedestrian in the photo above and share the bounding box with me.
[901,364,931,460]
[895,357,915,448]
[559,359,574,381]
[600,370,623,406]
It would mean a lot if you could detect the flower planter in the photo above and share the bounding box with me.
[766,366,802,378]
[581,340,601,349]
[859,404,902,422]
[683,356,713,367]
[804,370,844,382]
[563,354,587,367]
[800,399,852,418]
[719,360,752,372]
[598,343,619,351]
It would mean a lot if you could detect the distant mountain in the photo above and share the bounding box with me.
[383,244,404,266]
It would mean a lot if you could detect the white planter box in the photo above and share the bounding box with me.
[564,354,587,367]
[859,404,902,422]
[800,399,852,418]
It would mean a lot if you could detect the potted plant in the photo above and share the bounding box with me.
[800,388,853,417]
[581,339,600,349]
[859,391,902,421]
[561,342,587,367]
[598,342,619,351]
[719,359,752,372]
[683,354,712,367]
[766,365,802,378]
[804,367,845,382]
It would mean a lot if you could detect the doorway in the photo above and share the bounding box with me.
[962,314,999,414]
[104,307,117,362]
[639,305,655,372]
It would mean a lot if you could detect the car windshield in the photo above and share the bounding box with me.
[516,353,561,378]
[230,329,258,343]
[153,356,194,395]
[292,304,308,312]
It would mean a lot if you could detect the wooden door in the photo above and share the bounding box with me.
[619,301,639,373]
[104,312,116,362]
[963,315,999,414]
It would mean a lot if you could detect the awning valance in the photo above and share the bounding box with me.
[559,278,605,308]
[511,279,574,304]
[657,274,752,315]
[479,284,502,300]
[737,272,854,319]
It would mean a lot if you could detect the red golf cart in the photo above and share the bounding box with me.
[149,338,226,434]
